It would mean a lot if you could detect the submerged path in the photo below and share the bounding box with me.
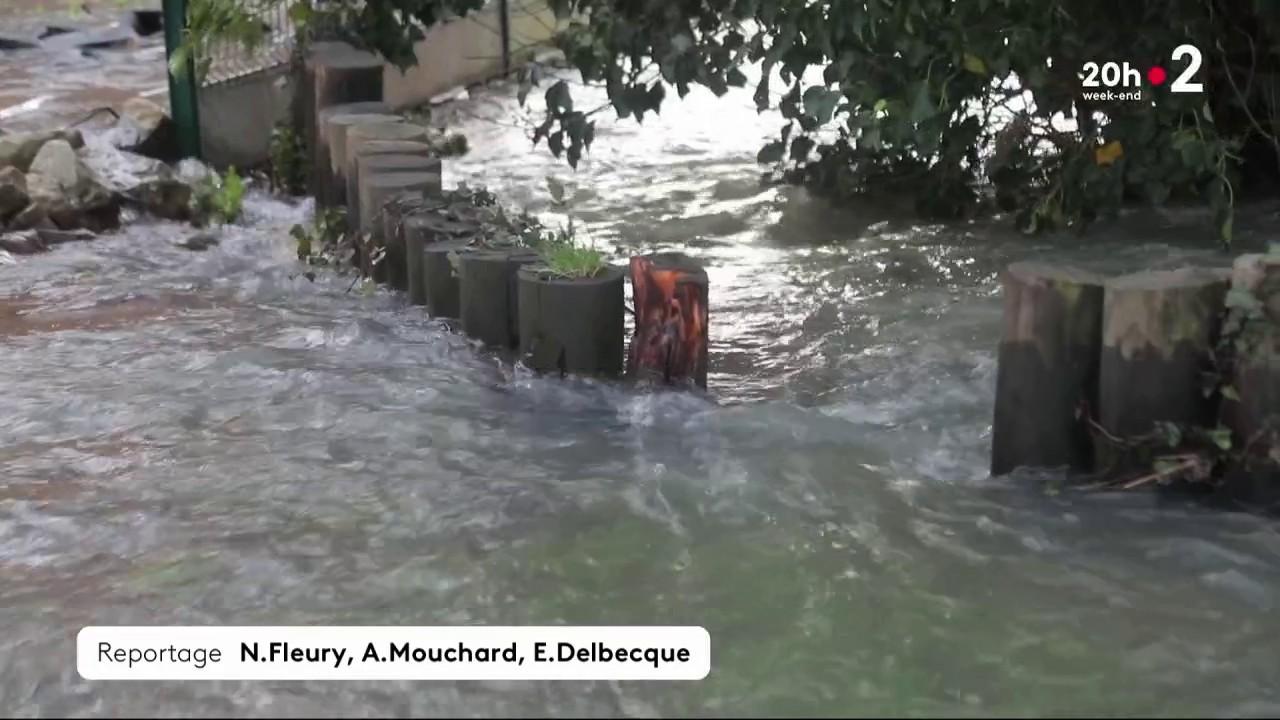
[3,33,1280,717]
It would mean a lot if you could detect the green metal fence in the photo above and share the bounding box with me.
[162,0,306,158]
[201,0,301,87]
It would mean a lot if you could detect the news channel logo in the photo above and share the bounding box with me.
[1079,44,1204,100]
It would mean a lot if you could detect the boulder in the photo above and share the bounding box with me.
[7,203,54,231]
[41,25,136,52]
[28,140,80,193]
[0,231,48,255]
[116,97,179,162]
[124,177,192,221]
[26,160,121,234]
[129,10,164,37]
[0,130,84,173]
[176,232,220,251]
[0,167,29,223]
[0,34,39,51]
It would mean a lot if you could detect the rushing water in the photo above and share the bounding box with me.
[6,31,1280,716]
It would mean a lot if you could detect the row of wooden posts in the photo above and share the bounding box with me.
[299,42,711,386]
[991,257,1280,480]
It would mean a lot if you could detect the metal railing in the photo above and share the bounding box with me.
[200,0,302,87]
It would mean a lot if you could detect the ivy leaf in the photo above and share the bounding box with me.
[1208,427,1233,452]
[567,141,582,169]
[962,52,987,75]
[727,67,748,87]
[545,80,573,114]
[546,176,566,205]
[757,140,785,164]
[790,135,815,161]
[1222,385,1241,402]
[802,86,842,125]
[909,83,935,124]
[548,131,564,158]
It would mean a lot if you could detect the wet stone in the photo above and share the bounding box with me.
[0,167,29,223]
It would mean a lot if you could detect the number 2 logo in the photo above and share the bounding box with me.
[1170,44,1203,93]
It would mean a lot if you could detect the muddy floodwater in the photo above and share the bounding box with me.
[4,21,1280,718]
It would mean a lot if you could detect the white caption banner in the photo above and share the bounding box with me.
[77,626,711,681]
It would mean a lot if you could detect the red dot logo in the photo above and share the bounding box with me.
[1147,66,1167,86]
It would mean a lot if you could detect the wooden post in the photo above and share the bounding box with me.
[1096,267,1230,471]
[307,46,383,198]
[460,248,541,349]
[626,253,709,388]
[518,264,626,376]
[324,113,401,210]
[343,123,432,228]
[314,102,387,207]
[990,263,1106,476]
[421,237,468,319]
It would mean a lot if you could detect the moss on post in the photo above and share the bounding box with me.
[1096,267,1230,472]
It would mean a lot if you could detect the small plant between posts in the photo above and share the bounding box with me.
[190,167,246,226]
[535,177,606,279]
[269,122,308,196]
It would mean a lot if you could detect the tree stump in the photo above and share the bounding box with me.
[324,113,401,210]
[1096,267,1230,471]
[314,102,387,207]
[306,46,384,197]
[518,264,626,376]
[459,248,541,349]
[990,263,1106,476]
[343,123,432,228]
[626,253,709,388]
[1218,254,1280,504]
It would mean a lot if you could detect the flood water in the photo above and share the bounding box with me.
[5,27,1280,718]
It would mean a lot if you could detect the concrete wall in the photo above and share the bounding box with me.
[197,0,560,168]
[198,66,295,170]
[383,0,561,109]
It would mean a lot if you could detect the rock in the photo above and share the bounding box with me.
[129,10,164,37]
[27,162,121,234]
[116,97,179,162]
[0,130,84,172]
[28,140,80,192]
[177,232,220,251]
[0,167,29,222]
[0,34,39,51]
[0,231,48,255]
[41,25,136,52]
[8,203,54,231]
[124,177,192,221]
[36,228,95,245]
[38,25,79,41]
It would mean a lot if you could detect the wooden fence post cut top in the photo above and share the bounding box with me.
[1102,267,1231,361]
[627,253,710,388]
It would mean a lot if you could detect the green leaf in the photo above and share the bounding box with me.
[909,83,936,124]
[802,86,842,125]
[1209,427,1233,452]
[727,67,748,87]
[546,176,566,205]
[790,135,815,161]
[548,131,564,158]
[962,52,987,75]
[1222,385,1241,402]
[757,140,785,164]
[545,80,573,114]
